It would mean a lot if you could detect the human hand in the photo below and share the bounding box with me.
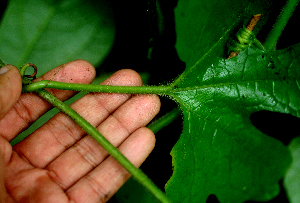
[0,60,160,203]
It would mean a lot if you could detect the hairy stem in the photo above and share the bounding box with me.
[22,80,172,95]
[19,63,173,201]
[34,87,171,203]
[263,0,300,51]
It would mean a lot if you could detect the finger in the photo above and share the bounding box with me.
[0,65,22,120]
[0,146,6,202]
[66,127,156,203]
[46,94,160,189]
[0,60,96,141]
[13,69,145,168]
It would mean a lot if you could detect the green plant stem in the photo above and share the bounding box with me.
[263,0,300,51]
[148,108,182,134]
[22,80,172,95]
[33,87,171,203]
[19,64,174,202]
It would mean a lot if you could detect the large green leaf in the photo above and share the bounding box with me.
[163,0,299,202]
[0,0,115,76]
[166,43,299,202]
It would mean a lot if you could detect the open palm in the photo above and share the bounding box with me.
[0,60,160,203]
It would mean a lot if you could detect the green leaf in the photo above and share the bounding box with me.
[284,136,300,203]
[166,43,300,202]
[163,1,299,202]
[0,0,115,76]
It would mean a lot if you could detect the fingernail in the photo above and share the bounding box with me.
[0,66,9,75]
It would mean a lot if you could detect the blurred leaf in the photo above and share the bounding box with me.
[0,0,115,76]
[284,136,300,203]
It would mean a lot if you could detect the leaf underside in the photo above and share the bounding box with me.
[165,0,300,202]
[166,44,300,202]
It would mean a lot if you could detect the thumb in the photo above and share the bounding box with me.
[0,65,22,120]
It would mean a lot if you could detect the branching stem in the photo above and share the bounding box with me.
[19,64,171,202]
[29,84,171,203]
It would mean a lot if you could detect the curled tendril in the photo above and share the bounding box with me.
[227,26,255,53]
[20,63,37,79]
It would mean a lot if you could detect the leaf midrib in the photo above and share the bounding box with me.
[171,78,283,93]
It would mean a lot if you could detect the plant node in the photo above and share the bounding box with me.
[227,14,262,59]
